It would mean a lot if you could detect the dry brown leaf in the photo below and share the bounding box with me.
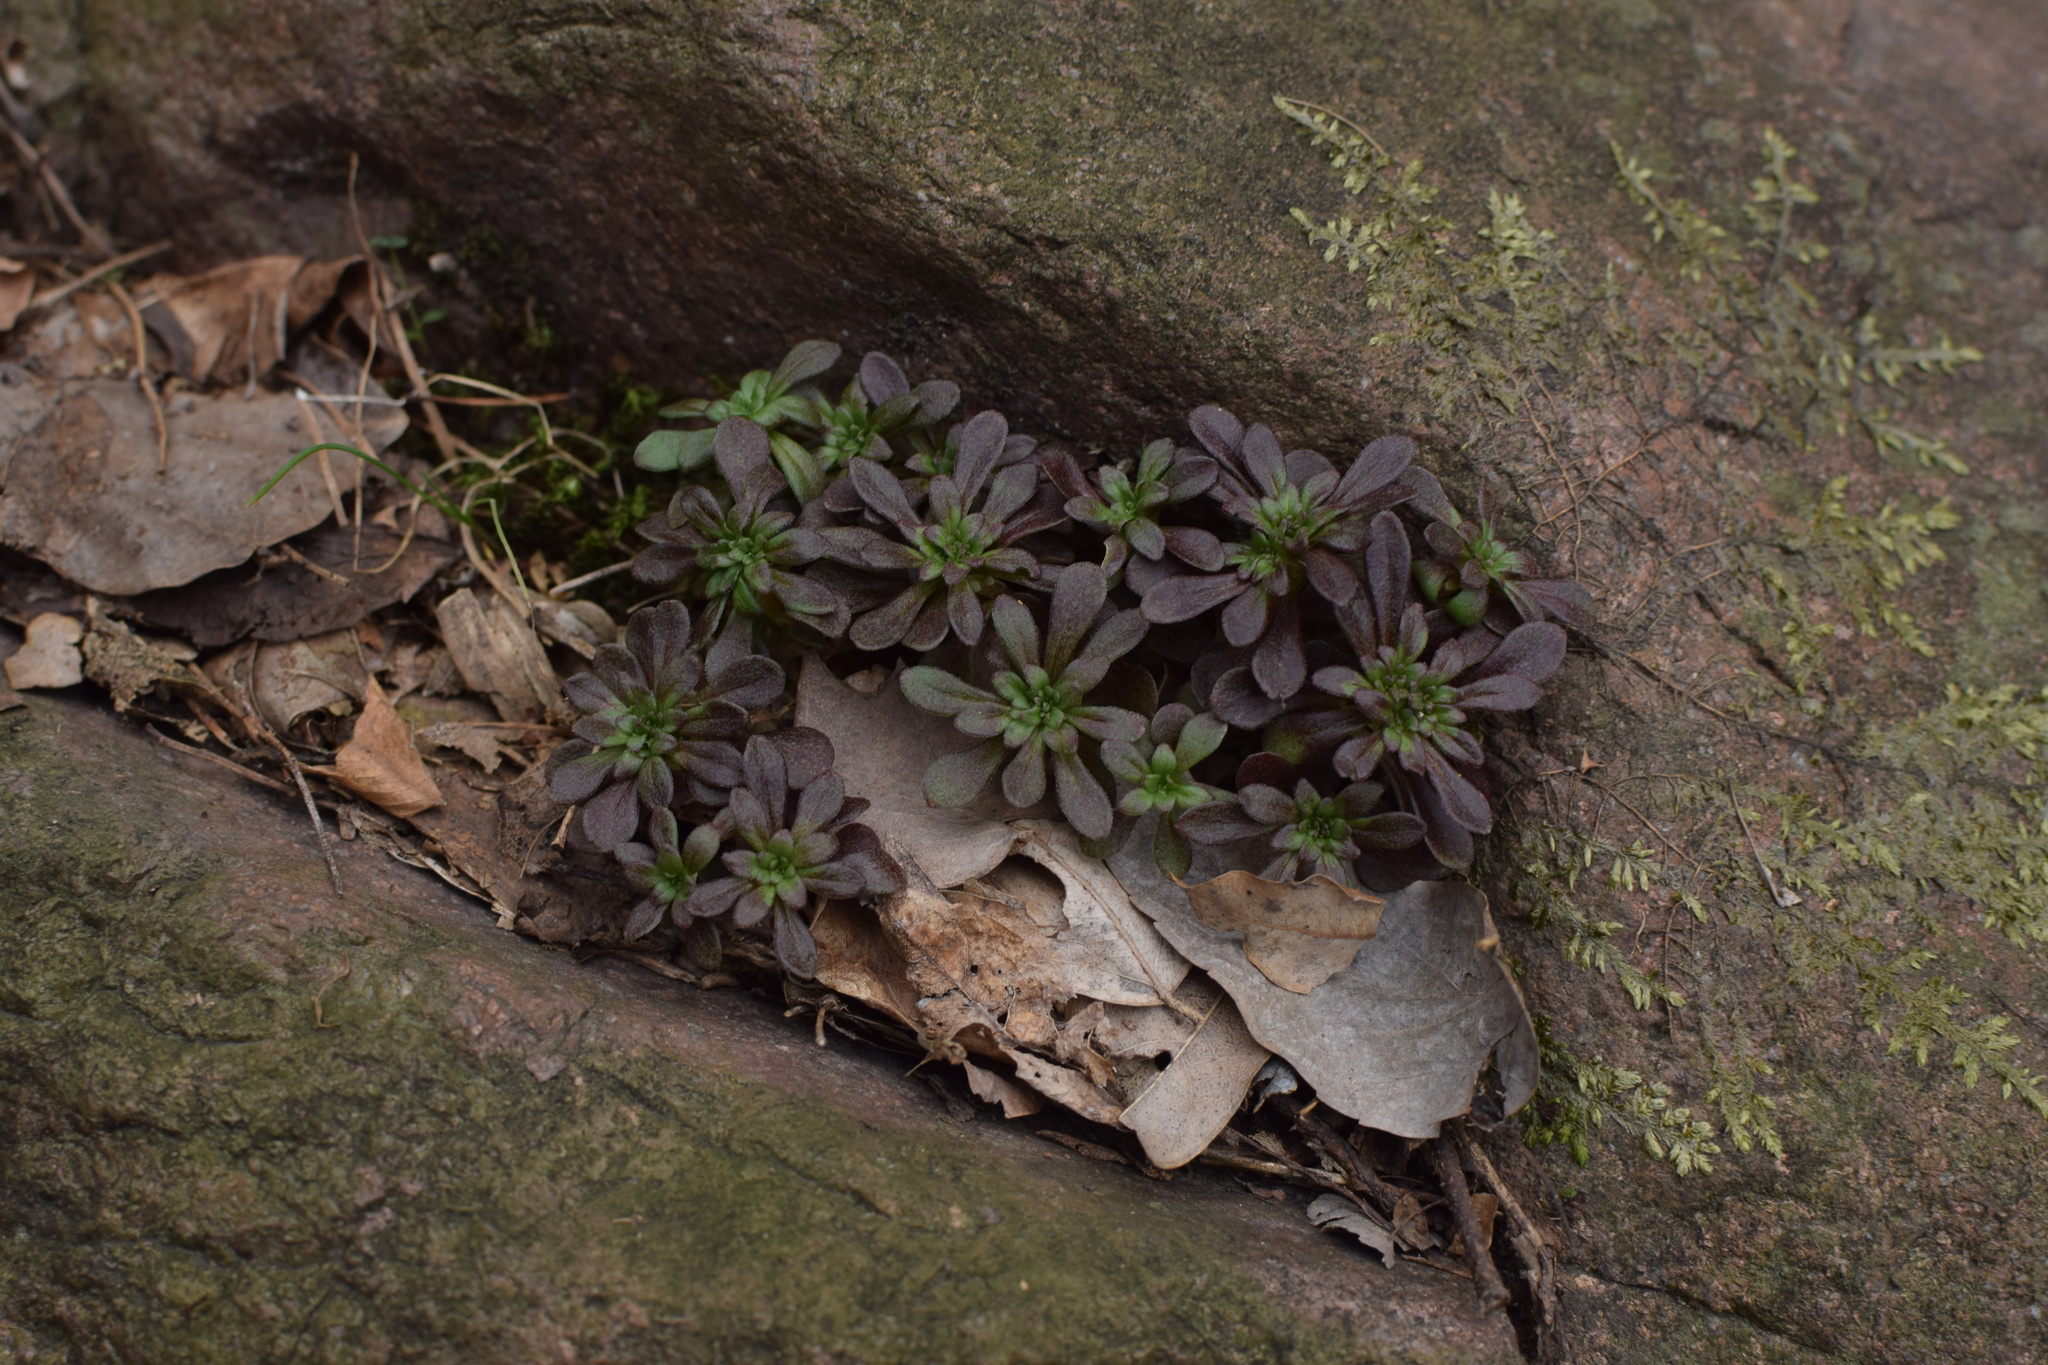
[1307,1193,1398,1268]
[247,629,366,731]
[1180,869,1384,994]
[311,678,441,818]
[810,899,927,1032]
[1447,1192,1499,1257]
[2,611,82,689]
[1117,978,1271,1170]
[794,655,1049,889]
[1003,1047,1123,1126]
[1093,1003,1196,1059]
[1392,1193,1439,1252]
[435,587,563,724]
[133,256,360,387]
[127,523,459,648]
[0,258,33,333]
[415,722,508,772]
[1112,829,1538,1139]
[0,380,357,595]
[961,1058,1045,1119]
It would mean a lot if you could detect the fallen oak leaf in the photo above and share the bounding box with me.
[307,677,441,817]
[1177,868,1384,994]
[961,1058,1045,1119]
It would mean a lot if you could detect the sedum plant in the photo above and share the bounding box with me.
[631,418,849,649]
[1041,439,1222,585]
[546,601,784,849]
[1414,510,1595,631]
[899,562,1148,839]
[821,410,1065,650]
[1177,777,1423,887]
[794,351,960,474]
[616,809,722,940]
[554,339,1598,975]
[1101,703,1230,877]
[1284,512,1566,868]
[1141,405,1419,709]
[684,731,903,977]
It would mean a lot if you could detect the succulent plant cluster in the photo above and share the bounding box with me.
[552,339,1595,958]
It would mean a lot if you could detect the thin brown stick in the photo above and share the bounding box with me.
[269,732,344,897]
[346,153,460,471]
[150,726,295,798]
[276,541,351,587]
[1429,1132,1510,1312]
[0,122,113,256]
[1277,1097,1402,1216]
[1456,1123,1562,1362]
[104,278,169,473]
[17,240,171,316]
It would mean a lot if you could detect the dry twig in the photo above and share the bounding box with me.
[104,277,169,473]
[1429,1131,1511,1312]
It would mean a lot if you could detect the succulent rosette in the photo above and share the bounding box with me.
[794,351,960,474]
[1282,511,1566,867]
[1040,438,1223,586]
[1139,406,1419,715]
[615,809,722,940]
[819,409,1066,650]
[1176,776,1423,887]
[546,601,785,850]
[632,418,849,646]
[899,562,1148,839]
[684,730,904,977]
[1100,703,1230,876]
[1414,513,1596,631]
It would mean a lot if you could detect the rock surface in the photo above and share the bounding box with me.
[0,1,2045,1361]
[0,689,1519,1363]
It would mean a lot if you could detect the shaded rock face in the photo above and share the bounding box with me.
[0,692,1519,1364]
[2,1,2046,1362]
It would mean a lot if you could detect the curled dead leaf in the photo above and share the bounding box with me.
[308,678,441,818]
[1179,869,1384,994]
[435,588,563,725]
[961,1058,1045,1119]
[1307,1193,1398,1268]
[1117,978,1271,1170]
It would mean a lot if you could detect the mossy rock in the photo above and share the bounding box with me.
[5,0,2047,1360]
[0,694,1519,1363]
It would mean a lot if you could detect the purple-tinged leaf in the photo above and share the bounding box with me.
[1364,512,1411,645]
[1002,740,1049,808]
[1219,583,1270,647]
[1046,561,1106,674]
[1049,747,1114,839]
[903,591,954,652]
[580,782,640,851]
[899,665,996,716]
[1472,620,1566,684]
[1209,666,1288,728]
[686,876,749,920]
[1334,434,1415,507]
[771,339,841,389]
[636,758,675,811]
[953,409,1008,501]
[858,352,910,403]
[1303,548,1360,605]
[1177,801,1268,844]
[1188,405,1244,463]
[982,462,1040,525]
[851,582,937,651]
[924,737,1006,808]
[1456,674,1543,712]
[546,742,611,803]
[773,905,819,978]
[1250,597,1305,699]
[990,594,1042,672]
[713,417,775,490]
[1241,424,1288,496]
[1162,525,1226,572]
[848,458,922,533]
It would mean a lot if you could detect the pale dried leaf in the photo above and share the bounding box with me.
[1112,831,1538,1138]
[435,588,563,724]
[0,379,375,595]
[1093,1003,1196,1059]
[2,612,81,689]
[415,722,507,773]
[1181,869,1384,993]
[1003,1047,1124,1126]
[133,256,360,386]
[1392,1193,1439,1251]
[795,654,1048,888]
[1307,1194,1398,1268]
[961,1058,1045,1119]
[1119,978,1271,1170]
[311,678,442,818]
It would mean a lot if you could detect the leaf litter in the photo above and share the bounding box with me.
[0,152,1561,1345]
